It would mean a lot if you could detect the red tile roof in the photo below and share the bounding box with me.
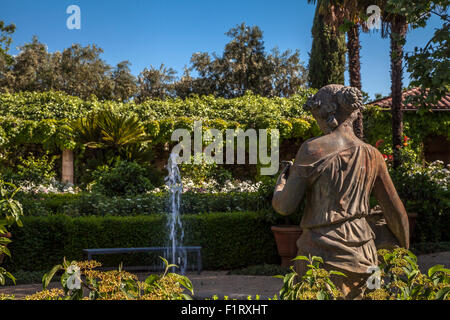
[368,88,450,111]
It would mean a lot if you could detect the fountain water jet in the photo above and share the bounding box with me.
[164,152,187,274]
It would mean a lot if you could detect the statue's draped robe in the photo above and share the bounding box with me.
[294,144,381,274]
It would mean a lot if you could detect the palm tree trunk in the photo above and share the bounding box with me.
[390,16,407,169]
[347,24,364,140]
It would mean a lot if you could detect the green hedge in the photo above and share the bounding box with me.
[4,212,279,272]
[17,191,271,217]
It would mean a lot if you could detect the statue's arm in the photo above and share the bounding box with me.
[372,158,410,249]
[272,150,307,216]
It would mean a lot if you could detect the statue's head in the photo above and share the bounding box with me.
[304,84,364,134]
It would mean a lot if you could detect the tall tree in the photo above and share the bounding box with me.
[307,3,347,89]
[111,61,138,102]
[9,36,57,92]
[136,64,177,102]
[388,15,408,168]
[378,1,408,168]
[0,21,15,66]
[399,0,449,110]
[0,21,16,92]
[188,23,306,98]
[346,22,364,139]
[58,44,113,100]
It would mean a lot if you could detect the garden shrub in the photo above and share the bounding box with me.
[27,258,194,300]
[180,156,233,186]
[276,255,345,300]
[4,211,279,272]
[276,249,449,300]
[90,161,155,196]
[364,248,450,300]
[389,162,449,243]
[1,153,58,187]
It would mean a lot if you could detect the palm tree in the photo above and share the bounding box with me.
[307,0,366,139]
[71,110,153,160]
[381,9,408,168]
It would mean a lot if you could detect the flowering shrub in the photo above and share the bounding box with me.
[365,248,450,300]
[29,257,194,300]
[276,255,345,300]
[412,160,449,191]
[374,135,421,167]
[164,178,263,194]
[276,249,449,301]
[16,179,78,195]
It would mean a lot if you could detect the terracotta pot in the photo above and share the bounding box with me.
[271,225,302,267]
[0,232,12,265]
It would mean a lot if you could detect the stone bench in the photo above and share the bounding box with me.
[83,246,202,274]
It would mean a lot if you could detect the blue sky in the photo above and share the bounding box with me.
[0,0,443,100]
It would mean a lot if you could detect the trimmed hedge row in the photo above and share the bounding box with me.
[17,191,272,217]
[4,211,279,272]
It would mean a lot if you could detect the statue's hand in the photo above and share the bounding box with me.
[281,160,293,172]
[280,161,293,180]
[275,161,293,186]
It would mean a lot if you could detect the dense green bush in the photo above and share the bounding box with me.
[389,164,449,243]
[90,161,155,196]
[4,211,279,272]
[1,153,58,186]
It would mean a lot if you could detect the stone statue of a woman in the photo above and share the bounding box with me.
[272,84,410,299]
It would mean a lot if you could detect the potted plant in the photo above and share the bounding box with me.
[271,223,302,267]
[261,166,303,267]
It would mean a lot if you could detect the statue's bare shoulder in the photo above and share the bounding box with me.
[295,136,326,165]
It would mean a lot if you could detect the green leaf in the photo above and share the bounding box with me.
[42,264,63,290]
[291,255,309,262]
[435,287,450,300]
[177,275,194,295]
[311,256,324,264]
[329,270,347,277]
[428,265,445,278]
[181,293,193,300]
[144,274,160,287]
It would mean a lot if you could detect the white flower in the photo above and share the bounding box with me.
[66,265,81,290]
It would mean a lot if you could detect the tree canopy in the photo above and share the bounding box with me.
[0,22,307,101]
